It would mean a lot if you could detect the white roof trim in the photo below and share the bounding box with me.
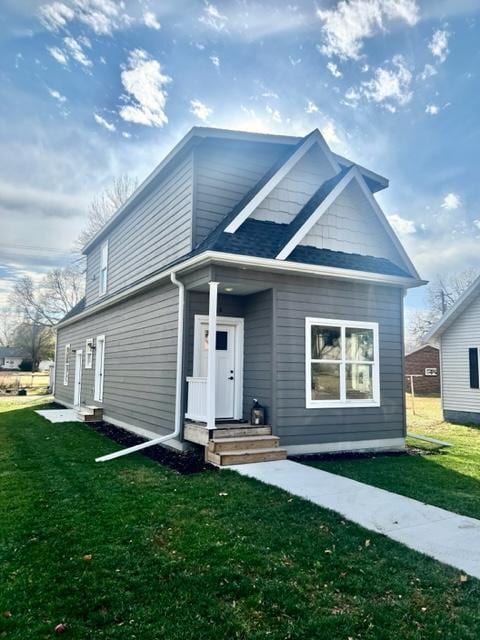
[57,250,425,329]
[276,166,420,280]
[425,275,480,342]
[224,129,341,234]
[405,344,439,357]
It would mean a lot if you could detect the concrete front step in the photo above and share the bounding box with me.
[206,446,287,466]
[209,435,280,452]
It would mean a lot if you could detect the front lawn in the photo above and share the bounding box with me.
[306,395,480,521]
[1,398,480,639]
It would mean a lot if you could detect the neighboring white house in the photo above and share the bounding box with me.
[0,347,28,370]
[427,275,480,424]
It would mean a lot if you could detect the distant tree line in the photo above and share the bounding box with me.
[1,175,138,371]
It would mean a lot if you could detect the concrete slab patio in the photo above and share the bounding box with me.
[233,459,480,580]
[36,409,81,423]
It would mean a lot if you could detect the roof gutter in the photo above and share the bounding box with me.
[57,252,425,331]
[95,270,185,462]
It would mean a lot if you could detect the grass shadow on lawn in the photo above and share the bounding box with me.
[1,403,480,639]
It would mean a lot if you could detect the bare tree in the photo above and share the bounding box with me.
[408,268,479,345]
[76,174,138,249]
[0,311,20,346]
[14,319,54,371]
[10,263,85,327]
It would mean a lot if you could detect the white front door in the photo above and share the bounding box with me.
[194,316,243,420]
[74,349,83,407]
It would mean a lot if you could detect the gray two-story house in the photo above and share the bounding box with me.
[54,126,424,465]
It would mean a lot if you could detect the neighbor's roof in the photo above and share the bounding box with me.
[405,344,439,357]
[0,347,28,358]
[426,275,480,342]
[82,126,389,254]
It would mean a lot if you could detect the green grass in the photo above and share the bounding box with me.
[306,396,480,521]
[1,398,480,639]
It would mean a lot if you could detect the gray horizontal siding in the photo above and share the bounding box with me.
[85,153,194,306]
[55,281,179,437]
[193,140,288,247]
[274,279,405,446]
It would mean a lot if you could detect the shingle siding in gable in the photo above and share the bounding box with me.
[193,140,289,247]
[85,153,194,307]
[250,145,337,224]
[300,180,402,265]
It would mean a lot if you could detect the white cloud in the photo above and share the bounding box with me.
[418,63,437,80]
[210,55,220,67]
[39,2,75,31]
[317,0,419,60]
[39,0,126,36]
[326,61,342,77]
[47,46,68,65]
[388,213,416,235]
[119,49,171,128]
[199,3,228,31]
[425,104,439,115]
[64,36,92,67]
[121,131,131,139]
[429,29,450,63]
[94,113,116,132]
[289,56,302,66]
[343,86,361,107]
[305,100,319,114]
[190,99,213,122]
[321,120,340,146]
[48,88,66,102]
[362,55,412,109]
[441,192,461,210]
[144,11,161,30]
[266,105,281,123]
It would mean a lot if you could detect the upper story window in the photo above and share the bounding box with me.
[63,344,70,385]
[99,240,109,296]
[305,318,380,408]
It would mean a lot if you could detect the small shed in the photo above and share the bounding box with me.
[405,345,440,396]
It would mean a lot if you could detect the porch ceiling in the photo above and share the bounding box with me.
[188,280,269,296]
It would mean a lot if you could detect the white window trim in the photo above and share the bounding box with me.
[63,344,70,386]
[94,334,106,402]
[85,339,93,369]
[99,240,109,297]
[305,317,380,409]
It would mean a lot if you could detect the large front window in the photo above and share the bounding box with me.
[306,318,380,408]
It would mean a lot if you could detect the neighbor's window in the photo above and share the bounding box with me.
[306,318,380,408]
[99,240,109,296]
[424,367,438,376]
[85,339,93,369]
[63,344,70,386]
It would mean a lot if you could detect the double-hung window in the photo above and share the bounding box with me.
[63,344,70,386]
[99,240,109,297]
[306,318,380,408]
[85,339,93,369]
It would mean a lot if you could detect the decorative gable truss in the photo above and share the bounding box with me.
[223,129,419,280]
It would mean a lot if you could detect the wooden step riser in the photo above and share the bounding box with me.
[78,415,103,423]
[213,426,272,438]
[206,448,287,466]
[209,437,279,452]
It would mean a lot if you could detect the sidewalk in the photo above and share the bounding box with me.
[233,459,480,579]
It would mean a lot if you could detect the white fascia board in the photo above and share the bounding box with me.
[424,275,480,342]
[333,153,389,191]
[224,130,341,235]
[276,167,356,260]
[405,344,439,357]
[57,251,425,329]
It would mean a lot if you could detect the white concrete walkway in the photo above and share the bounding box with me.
[233,459,480,579]
[36,409,81,423]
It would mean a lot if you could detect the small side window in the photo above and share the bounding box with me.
[469,348,479,389]
[85,339,93,369]
[63,344,70,385]
[99,240,108,296]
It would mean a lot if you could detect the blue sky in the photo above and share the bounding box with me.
[1,0,480,322]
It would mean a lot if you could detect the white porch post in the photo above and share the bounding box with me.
[206,281,219,428]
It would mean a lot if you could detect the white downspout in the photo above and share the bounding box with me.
[95,271,185,462]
